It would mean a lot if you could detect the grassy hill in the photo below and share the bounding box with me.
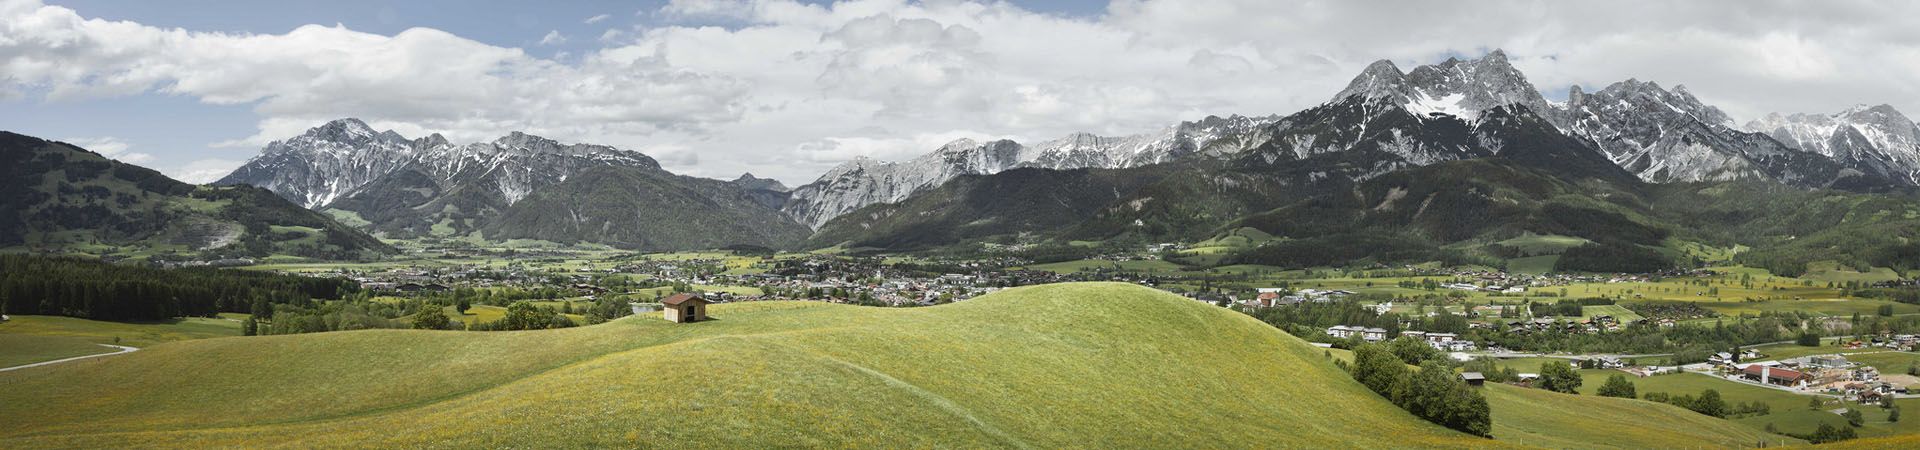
[0,283,1508,448]
[0,131,392,260]
[1484,383,1792,448]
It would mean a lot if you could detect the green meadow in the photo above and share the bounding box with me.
[0,283,1502,448]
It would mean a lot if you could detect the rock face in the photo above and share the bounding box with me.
[218,120,806,249]
[217,119,426,209]
[223,50,1920,246]
[781,116,1277,229]
[794,49,1916,230]
[1331,50,1557,122]
[1746,104,1920,184]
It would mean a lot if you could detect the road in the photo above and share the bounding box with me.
[0,344,139,372]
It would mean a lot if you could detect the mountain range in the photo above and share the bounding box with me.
[215,119,806,251]
[15,49,1920,270]
[787,51,1917,234]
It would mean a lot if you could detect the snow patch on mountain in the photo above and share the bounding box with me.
[218,120,660,210]
[782,115,1277,229]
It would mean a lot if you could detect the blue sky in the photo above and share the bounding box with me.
[3,0,1915,185]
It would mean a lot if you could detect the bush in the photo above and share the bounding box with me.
[1402,360,1492,437]
[1690,389,1728,418]
[1596,374,1636,398]
[1537,361,1582,394]
[1350,344,1410,397]
[412,307,451,330]
[1796,331,1822,347]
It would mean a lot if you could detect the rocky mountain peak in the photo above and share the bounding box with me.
[935,138,984,153]
[413,133,451,150]
[731,173,790,192]
[1331,50,1549,121]
[1332,59,1410,102]
[492,131,560,150]
[1589,78,1734,128]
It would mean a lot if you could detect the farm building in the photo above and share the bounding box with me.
[662,293,711,323]
[1460,372,1486,387]
[1741,364,1811,387]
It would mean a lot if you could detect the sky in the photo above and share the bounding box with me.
[3,0,1918,186]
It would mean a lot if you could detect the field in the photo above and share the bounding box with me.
[1575,371,1811,414]
[1495,233,1591,254]
[444,305,587,327]
[1504,255,1559,274]
[1801,261,1904,284]
[0,315,240,348]
[1745,342,1896,362]
[0,334,117,368]
[1579,304,1644,322]
[0,283,1501,448]
[1026,258,1186,273]
[1326,352,1794,446]
[1844,352,1920,380]
[1484,383,1793,448]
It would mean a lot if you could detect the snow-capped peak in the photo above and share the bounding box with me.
[1745,104,1920,183]
[220,119,663,209]
[1330,49,1551,121]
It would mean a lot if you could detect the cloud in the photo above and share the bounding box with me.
[583,13,611,24]
[5,0,1920,186]
[1,0,750,151]
[62,136,153,163]
[538,30,567,45]
[165,158,244,184]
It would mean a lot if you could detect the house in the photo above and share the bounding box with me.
[661,293,711,323]
[1461,372,1486,387]
[1742,364,1811,387]
[1441,340,1477,352]
[1326,325,1388,342]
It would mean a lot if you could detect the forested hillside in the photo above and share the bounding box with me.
[0,131,393,260]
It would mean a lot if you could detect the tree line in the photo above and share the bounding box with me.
[0,254,356,321]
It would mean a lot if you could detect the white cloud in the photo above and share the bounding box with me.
[538,30,567,46]
[583,13,612,25]
[62,136,153,163]
[165,158,244,184]
[5,0,1920,186]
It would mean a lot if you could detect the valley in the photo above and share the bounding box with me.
[5,10,1920,446]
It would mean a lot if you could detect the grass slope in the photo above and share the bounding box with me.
[0,315,239,348]
[0,334,116,367]
[0,283,1495,448]
[1485,384,1795,448]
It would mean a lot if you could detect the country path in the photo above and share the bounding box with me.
[0,344,139,372]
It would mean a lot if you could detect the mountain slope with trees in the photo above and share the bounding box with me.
[0,131,393,260]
